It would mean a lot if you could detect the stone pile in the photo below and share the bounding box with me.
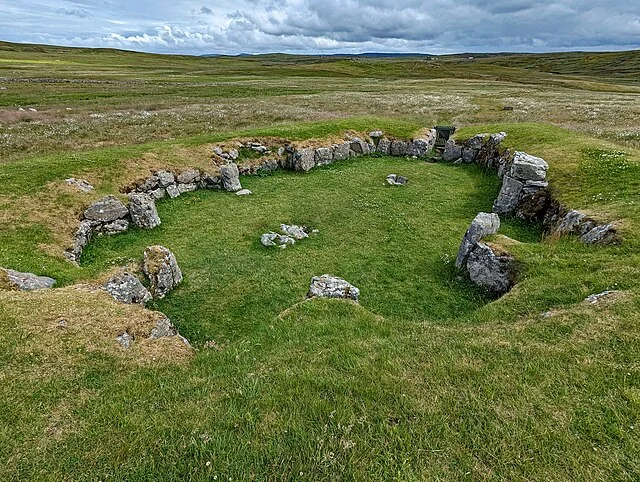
[386,174,408,186]
[261,224,315,249]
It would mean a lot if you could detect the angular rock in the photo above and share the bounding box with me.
[493,176,524,215]
[349,138,370,156]
[407,139,432,158]
[104,272,152,304]
[369,130,383,140]
[292,148,316,172]
[442,140,462,162]
[177,183,197,195]
[261,232,295,248]
[143,245,183,299]
[462,147,478,163]
[386,174,408,186]
[84,195,129,223]
[97,219,129,235]
[466,243,516,295]
[554,210,595,236]
[156,171,175,188]
[455,212,501,269]
[510,152,548,181]
[315,147,333,166]
[307,275,359,302]
[116,332,134,349]
[580,224,618,245]
[65,178,94,193]
[66,219,94,263]
[390,140,409,156]
[200,173,222,189]
[165,184,180,199]
[220,163,242,192]
[490,132,507,144]
[128,193,161,229]
[148,316,192,347]
[375,138,391,156]
[332,142,351,161]
[280,224,309,240]
[466,134,488,150]
[138,175,159,192]
[515,181,550,220]
[177,168,200,184]
[261,159,279,172]
[149,187,166,200]
[0,268,56,291]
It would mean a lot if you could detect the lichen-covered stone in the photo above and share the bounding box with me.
[315,147,333,166]
[455,212,501,269]
[307,275,359,301]
[0,268,56,291]
[466,243,516,295]
[292,148,316,172]
[492,176,524,215]
[510,152,548,181]
[177,168,200,184]
[84,195,128,223]
[128,193,161,229]
[332,142,351,161]
[390,140,409,156]
[143,245,183,299]
[104,272,152,304]
[442,139,462,162]
[375,138,391,155]
[220,163,242,192]
[156,171,175,188]
[580,224,619,245]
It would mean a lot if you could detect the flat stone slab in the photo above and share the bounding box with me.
[84,195,128,223]
[307,274,359,301]
[1,268,56,291]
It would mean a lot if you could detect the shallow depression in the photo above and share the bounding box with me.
[81,156,542,343]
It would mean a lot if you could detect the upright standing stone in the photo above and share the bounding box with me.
[220,163,242,192]
[143,245,183,299]
[455,212,501,269]
[128,193,161,229]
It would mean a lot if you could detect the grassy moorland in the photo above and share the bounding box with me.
[0,42,639,480]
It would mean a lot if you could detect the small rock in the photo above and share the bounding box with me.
[143,246,183,299]
[332,142,351,161]
[104,272,152,304]
[149,187,166,200]
[307,275,359,302]
[466,243,516,295]
[177,169,200,184]
[98,219,129,235]
[28,108,38,112]
[156,171,175,188]
[0,268,56,291]
[280,224,309,240]
[261,232,295,248]
[375,138,391,155]
[292,148,316,172]
[116,332,134,349]
[510,151,548,181]
[65,178,94,193]
[390,140,409,156]
[315,147,333,166]
[220,163,242,192]
[165,184,181,199]
[580,224,618,245]
[177,183,197,195]
[236,189,253,196]
[369,130,384,139]
[128,193,161,229]
[84,195,129,223]
[386,174,408,186]
[585,290,617,304]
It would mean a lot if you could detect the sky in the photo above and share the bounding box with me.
[1,1,640,55]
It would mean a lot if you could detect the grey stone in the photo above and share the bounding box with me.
[104,272,152,304]
[280,224,309,240]
[138,175,159,192]
[236,189,253,196]
[156,171,175,188]
[332,142,351,161]
[554,210,596,236]
[116,332,134,349]
[177,183,197,195]
[493,176,524,215]
[515,182,550,221]
[386,174,408,186]
[177,168,200,184]
[462,148,478,163]
[261,232,295,248]
[220,163,242,192]
[1,268,56,291]
[261,159,279,172]
[227,149,239,161]
[375,138,391,155]
[466,243,516,295]
[349,138,370,155]
[200,174,222,189]
[407,139,432,158]
[66,220,94,263]
[466,134,488,150]
[369,130,383,139]
[148,316,192,347]
[98,219,129,235]
[128,193,161,229]
[510,151,548,181]
[455,212,501,269]
[580,224,618,245]
[84,195,129,223]
[390,140,409,156]
[143,245,183,299]
[315,147,333,166]
[585,290,617,304]
[442,140,462,162]
[292,148,316,172]
[307,275,360,301]
[165,184,180,198]
[65,178,94,193]
[149,187,166,200]
[490,132,507,144]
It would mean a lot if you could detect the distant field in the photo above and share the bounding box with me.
[0,42,639,480]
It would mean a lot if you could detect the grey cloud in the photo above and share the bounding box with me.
[0,0,639,54]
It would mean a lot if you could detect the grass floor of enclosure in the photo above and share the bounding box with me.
[1,43,640,480]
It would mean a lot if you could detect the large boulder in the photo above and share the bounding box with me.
[442,139,462,162]
[84,195,128,223]
[128,193,161,229]
[492,176,524,215]
[307,275,360,302]
[332,142,351,161]
[580,224,619,245]
[455,212,501,269]
[220,163,242,192]
[466,243,516,295]
[510,152,548,181]
[292,148,316,172]
[0,268,56,291]
[143,245,183,299]
[104,272,152,304]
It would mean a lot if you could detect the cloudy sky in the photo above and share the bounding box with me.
[1,0,640,55]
